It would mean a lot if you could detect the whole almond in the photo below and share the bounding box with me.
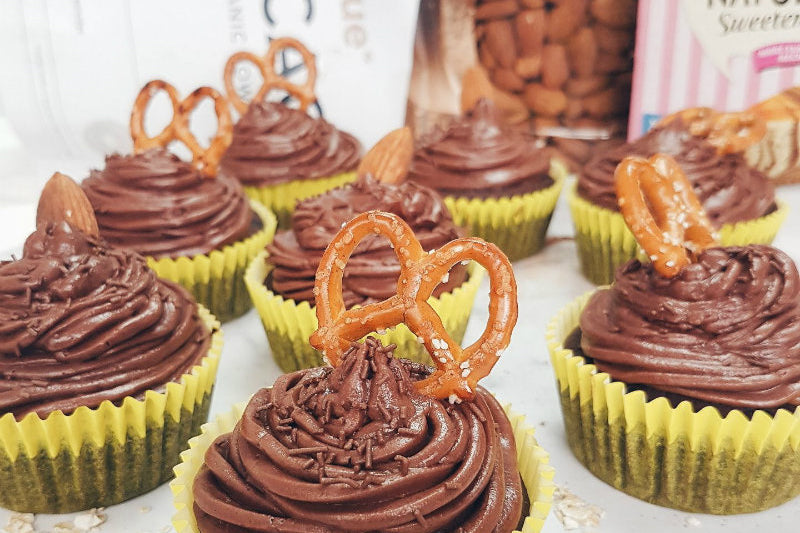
[484,20,518,69]
[478,42,498,70]
[475,0,519,21]
[523,83,568,117]
[357,127,413,184]
[36,172,100,237]
[565,75,609,97]
[568,28,598,78]
[492,67,526,92]
[541,44,569,89]
[515,10,545,56]
[595,52,632,74]
[590,0,637,29]
[515,55,542,79]
[594,24,635,54]
[461,66,496,113]
[547,0,587,43]
[493,89,531,124]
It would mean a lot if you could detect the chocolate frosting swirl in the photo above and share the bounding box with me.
[0,223,211,418]
[579,246,800,409]
[192,338,523,532]
[408,99,553,199]
[266,176,467,307]
[82,149,254,259]
[219,101,361,186]
[578,120,776,226]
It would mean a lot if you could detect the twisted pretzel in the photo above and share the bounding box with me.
[657,106,766,155]
[615,154,719,277]
[224,37,317,115]
[130,80,233,177]
[309,211,517,401]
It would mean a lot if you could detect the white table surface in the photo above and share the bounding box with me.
[1,154,800,532]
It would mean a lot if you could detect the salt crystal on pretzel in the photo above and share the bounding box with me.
[309,211,517,401]
[130,80,233,177]
[657,106,766,155]
[615,153,719,278]
[223,37,317,115]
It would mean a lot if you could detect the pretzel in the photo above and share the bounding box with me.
[223,37,317,115]
[657,106,766,154]
[309,211,517,401]
[615,154,719,277]
[130,80,233,177]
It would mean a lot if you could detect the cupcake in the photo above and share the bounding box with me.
[172,210,555,532]
[245,128,483,372]
[82,80,277,322]
[572,113,788,284]
[407,89,566,261]
[548,155,800,514]
[221,37,361,228]
[0,174,223,513]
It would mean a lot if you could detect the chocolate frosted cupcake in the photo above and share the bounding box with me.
[245,174,482,372]
[83,81,277,322]
[572,118,787,284]
[408,98,565,260]
[0,175,222,513]
[221,38,361,228]
[172,211,554,533]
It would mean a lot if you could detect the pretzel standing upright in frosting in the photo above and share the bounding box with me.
[657,106,766,155]
[223,37,318,114]
[130,80,233,177]
[309,211,517,401]
[615,154,719,277]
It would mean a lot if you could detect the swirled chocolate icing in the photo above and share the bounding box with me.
[219,101,361,186]
[0,222,212,419]
[578,120,776,226]
[192,338,523,532]
[408,99,554,199]
[578,245,800,409]
[266,176,468,307]
[82,149,255,259]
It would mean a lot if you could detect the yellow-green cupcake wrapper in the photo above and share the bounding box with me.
[569,187,790,285]
[243,171,358,229]
[0,307,223,514]
[443,159,567,262]
[244,250,484,372]
[546,292,800,514]
[147,200,277,323]
[171,400,555,533]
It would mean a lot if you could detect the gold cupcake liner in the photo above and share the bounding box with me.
[546,293,800,514]
[569,188,790,285]
[443,159,567,262]
[0,307,223,514]
[243,171,358,229]
[147,200,277,322]
[244,250,484,372]
[171,401,555,533]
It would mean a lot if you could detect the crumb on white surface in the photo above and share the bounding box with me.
[2,513,35,533]
[685,516,702,528]
[53,508,107,533]
[139,507,151,515]
[553,486,605,531]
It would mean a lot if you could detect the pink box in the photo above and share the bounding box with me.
[628,1,800,140]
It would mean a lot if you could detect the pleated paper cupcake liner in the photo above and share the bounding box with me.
[569,189,789,285]
[244,250,484,372]
[170,401,555,533]
[243,171,358,229]
[443,159,567,262]
[147,200,277,322]
[0,307,223,514]
[546,293,800,514]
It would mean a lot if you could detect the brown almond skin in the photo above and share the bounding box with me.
[515,10,545,56]
[36,172,100,237]
[461,66,496,113]
[568,28,598,78]
[515,56,542,79]
[493,89,531,124]
[547,0,588,43]
[595,52,632,74]
[493,67,526,92]
[582,87,628,118]
[590,0,637,29]
[565,76,609,97]
[523,83,568,116]
[564,97,584,120]
[484,20,518,69]
[541,45,570,89]
[594,24,635,54]
[520,0,545,7]
[479,42,498,70]
[475,0,519,21]
[356,127,413,184]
